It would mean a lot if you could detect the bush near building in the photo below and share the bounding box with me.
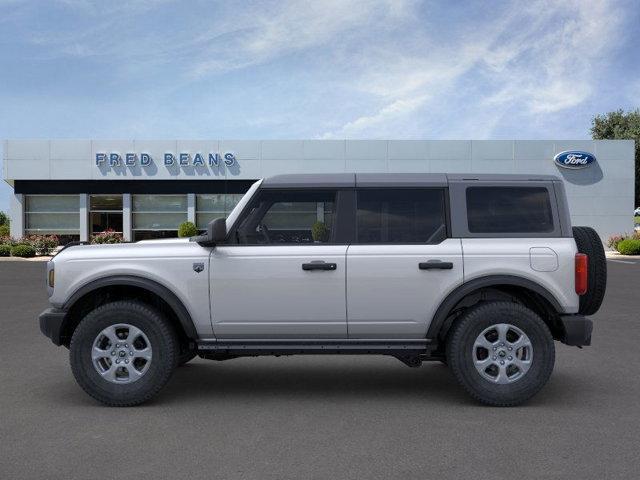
[178,221,198,238]
[24,234,59,255]
[91,229,124,244]
[616,239,640,255]
[607,231,640,254]
[0,224,9,237]
[0,244,11,256]
[10,244,36,258]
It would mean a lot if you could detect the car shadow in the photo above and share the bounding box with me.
[44,358,585,408]
[159,358,468,404]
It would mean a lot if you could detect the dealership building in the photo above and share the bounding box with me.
[2,139,635,243]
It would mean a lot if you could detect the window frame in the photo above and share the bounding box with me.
[353,187,450,245]
[225,188,353,246]
[448,181,563,238]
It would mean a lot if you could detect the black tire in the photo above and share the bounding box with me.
[446,301,555,407]
[70,300,178,407]
[572,226,607,315]
[176,348,197,367]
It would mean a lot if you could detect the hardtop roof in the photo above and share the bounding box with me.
[261,173,559,188]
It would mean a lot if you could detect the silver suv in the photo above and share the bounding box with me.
[39,173,606,406]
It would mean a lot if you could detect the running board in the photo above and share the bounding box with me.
[196,338,432,356]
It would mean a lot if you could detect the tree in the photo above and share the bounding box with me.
[590,109,640,206]
[0,211,8,226]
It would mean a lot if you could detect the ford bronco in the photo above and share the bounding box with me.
[39,173,606,406]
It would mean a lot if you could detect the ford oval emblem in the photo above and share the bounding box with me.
[554,150,595,169]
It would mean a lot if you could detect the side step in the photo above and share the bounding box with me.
[197,338,432,357]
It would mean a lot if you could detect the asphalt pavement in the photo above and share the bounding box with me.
[1,260,639,479]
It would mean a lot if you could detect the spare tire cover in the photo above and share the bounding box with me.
[572,226,607,315]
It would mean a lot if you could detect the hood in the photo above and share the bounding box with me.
[53,237,198,262]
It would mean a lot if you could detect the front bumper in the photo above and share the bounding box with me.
[39,308,67,346]
[559,314,593,346]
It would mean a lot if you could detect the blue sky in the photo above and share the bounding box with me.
[1,0,639,212]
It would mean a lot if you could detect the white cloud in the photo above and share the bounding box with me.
[323,0,625,138]
[4,0,629,140]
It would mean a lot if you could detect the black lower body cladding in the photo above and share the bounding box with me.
[572,226,607,315]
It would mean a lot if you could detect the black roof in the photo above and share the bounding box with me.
[261,173,559,188]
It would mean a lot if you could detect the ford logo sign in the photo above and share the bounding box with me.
[554,150,595,169]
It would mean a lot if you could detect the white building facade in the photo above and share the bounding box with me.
[2,139,635,243]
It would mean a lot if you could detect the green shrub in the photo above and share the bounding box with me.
[0,224,9,237]
[10,244,36,258]
[616,239,640,255]
[91,229,124,244]
[311,221,329,243]
[178,221,198,238]
[0,244,10,257]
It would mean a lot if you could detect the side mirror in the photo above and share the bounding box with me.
[193,217,227,247]
[208,217,227,244]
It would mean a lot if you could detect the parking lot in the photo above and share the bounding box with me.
[1,260,639,480]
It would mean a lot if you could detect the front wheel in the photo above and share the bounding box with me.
[446,301,555,406]
[70,300,178,407]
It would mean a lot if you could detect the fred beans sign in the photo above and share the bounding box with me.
[95,152,237,168]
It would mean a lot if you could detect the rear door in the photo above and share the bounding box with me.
[346,188,463,338]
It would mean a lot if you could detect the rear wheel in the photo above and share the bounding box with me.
[70,300,178,407]
[446,301,555,406]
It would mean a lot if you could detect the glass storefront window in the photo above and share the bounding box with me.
[25,195,80,235]
[132,195,187,240]
[196,193,243,230]
[90,195,123,234]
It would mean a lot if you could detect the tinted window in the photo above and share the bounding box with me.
[236,190,336,244]
[466,187,554,233]
[356,189,447,243]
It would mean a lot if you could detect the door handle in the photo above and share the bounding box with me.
[419,260,453,270]
[302,261,337,271]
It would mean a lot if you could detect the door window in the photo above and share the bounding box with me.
[235,190,336,245]
[356,189,447,244]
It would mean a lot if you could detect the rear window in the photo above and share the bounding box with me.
[466,187,554,234]
[356,188,447,243]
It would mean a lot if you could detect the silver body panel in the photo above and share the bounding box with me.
[48,173,581,341]
[346,240,463,338]
[49,239,215,336]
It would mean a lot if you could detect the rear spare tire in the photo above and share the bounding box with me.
[572,226,607,315]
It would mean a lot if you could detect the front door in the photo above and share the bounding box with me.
[346,188,463,338]
[210,188,348,339]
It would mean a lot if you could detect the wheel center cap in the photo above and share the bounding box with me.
[119,350,126,357]
[498,350,507,358]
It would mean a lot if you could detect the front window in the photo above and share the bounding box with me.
[25,195,80,244]
[132,195,187,241]
[234,190,336,245]
[196,194,243,231]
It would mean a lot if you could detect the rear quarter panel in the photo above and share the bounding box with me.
[462,238,579,313]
